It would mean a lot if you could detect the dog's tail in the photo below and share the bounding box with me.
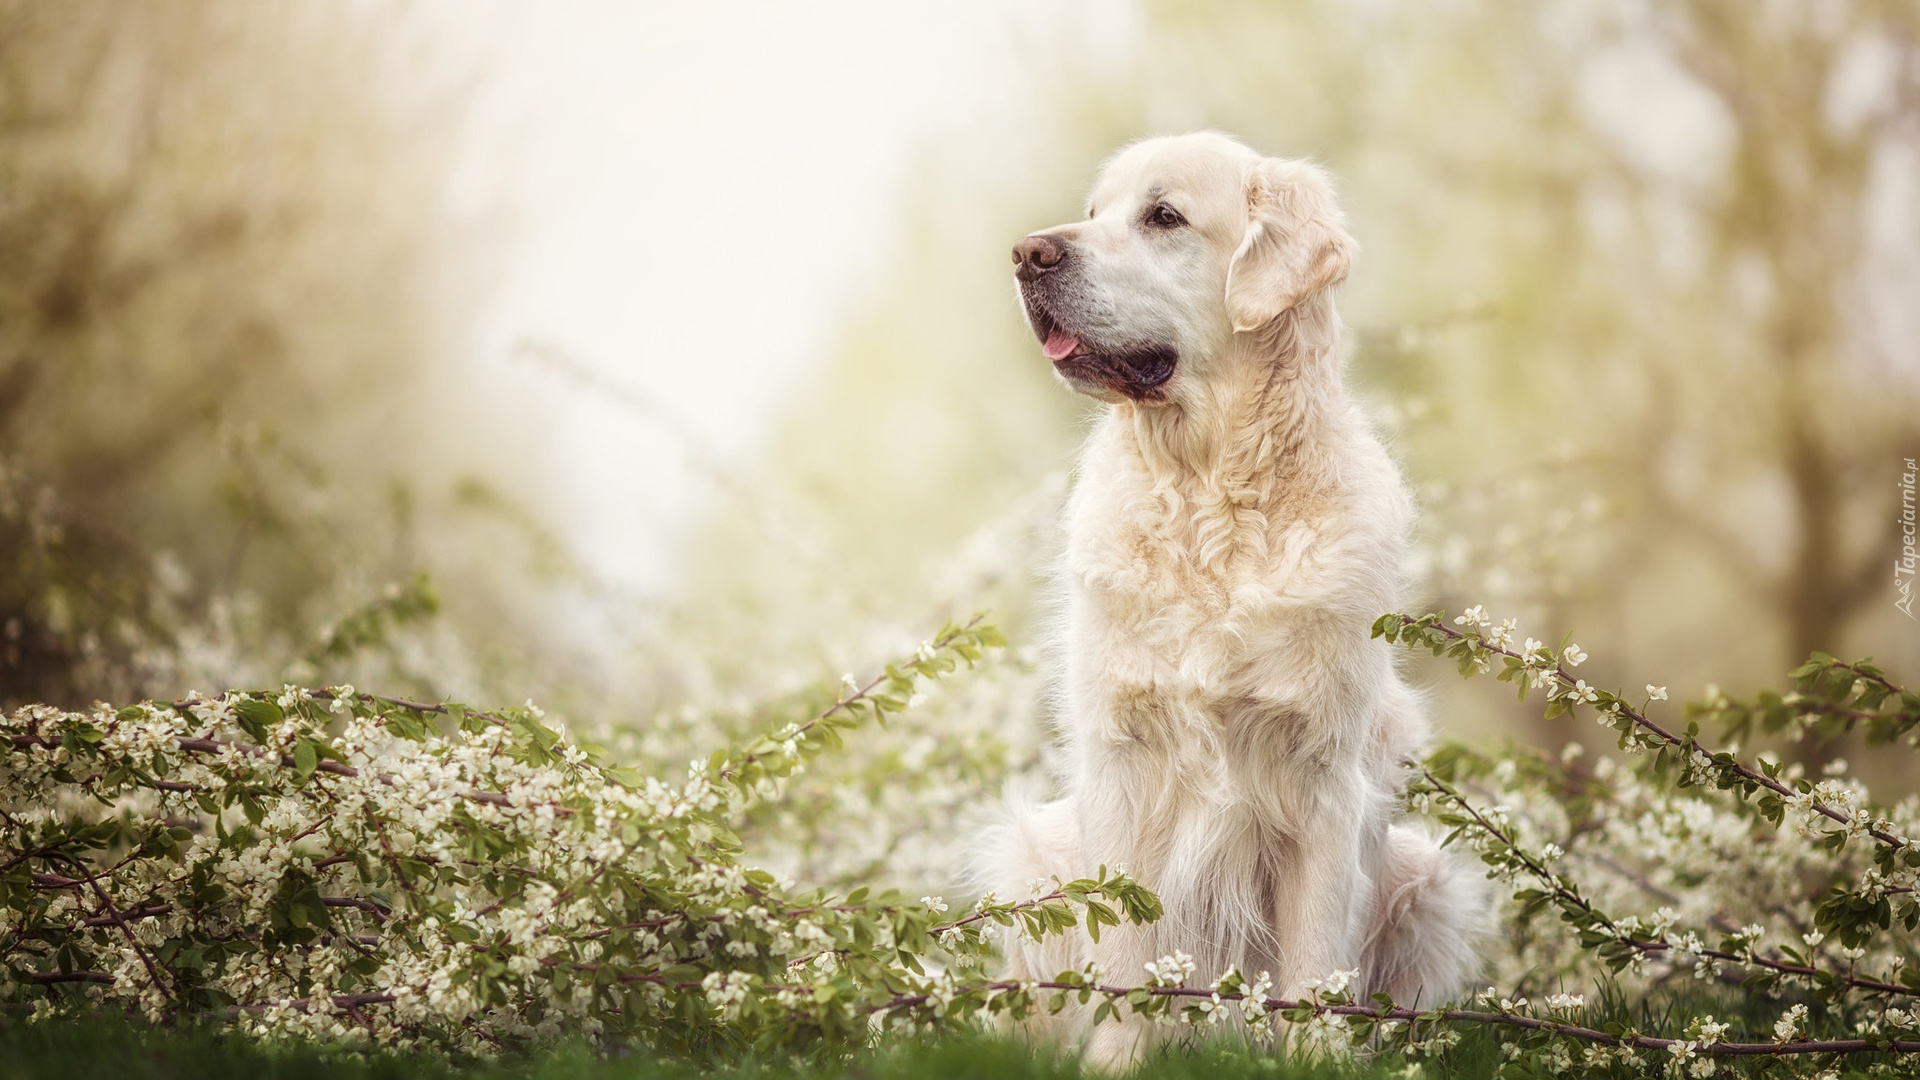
[1360,823,1487,1005]
[970,792,1086,984]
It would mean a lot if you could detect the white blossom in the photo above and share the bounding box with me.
[1143,951,1197,987]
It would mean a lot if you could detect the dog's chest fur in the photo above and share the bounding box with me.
[1059,408,1406,832]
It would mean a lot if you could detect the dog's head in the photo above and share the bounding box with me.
[1013,132,1355,405]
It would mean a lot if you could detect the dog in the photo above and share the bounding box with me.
[984,132,1482,1066]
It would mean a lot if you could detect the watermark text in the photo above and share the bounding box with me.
[1898,457,1916,619]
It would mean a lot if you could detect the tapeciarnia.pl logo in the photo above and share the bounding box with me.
[1899,457,1917,620]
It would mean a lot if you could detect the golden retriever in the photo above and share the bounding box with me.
[986,132,1482,1066]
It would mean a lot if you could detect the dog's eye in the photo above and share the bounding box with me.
[1145,203,1186,229]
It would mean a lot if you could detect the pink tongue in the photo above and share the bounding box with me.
[1042,330,1080,361]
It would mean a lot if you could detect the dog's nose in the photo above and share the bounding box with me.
[1012,234,1067,281]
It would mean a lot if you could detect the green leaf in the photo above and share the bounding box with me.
[234,698,285,740]
[293,739,318,780]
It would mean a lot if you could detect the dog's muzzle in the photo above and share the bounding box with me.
[1014,234,1177,403]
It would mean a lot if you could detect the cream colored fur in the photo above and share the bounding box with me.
[984,132,1483,1068]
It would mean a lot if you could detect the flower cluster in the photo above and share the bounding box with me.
[9,603,1920,1077]
[0,617,1152,1056]
[1377,609,1920,1077]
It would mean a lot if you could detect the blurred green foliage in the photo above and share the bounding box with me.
[0,1,570,711]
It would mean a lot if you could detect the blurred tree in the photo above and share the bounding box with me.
[0,1,569,709]
[1299,0,1920,759]
[1120,0,1920,674]
[1622,0,1919,669]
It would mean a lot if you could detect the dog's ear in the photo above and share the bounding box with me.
[1224,158,1357,333]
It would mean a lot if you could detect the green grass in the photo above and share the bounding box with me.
[7,983,1876,1080]
[0,1016,1499,1080]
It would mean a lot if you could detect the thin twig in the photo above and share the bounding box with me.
[866,979,1920,1058]
[1423,768,1914,998]
[50,852,175,1001]
[1398,618,1910,851]
[717,616,984,784]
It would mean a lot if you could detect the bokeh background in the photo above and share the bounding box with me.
[3,0,1916,891]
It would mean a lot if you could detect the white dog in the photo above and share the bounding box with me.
[986,132,1482,1065]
